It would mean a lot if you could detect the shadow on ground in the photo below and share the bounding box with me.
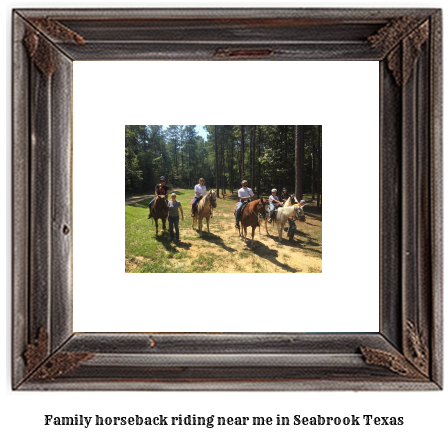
[156,234,192,252]
[193,230,237,253]
[244,240,300,273]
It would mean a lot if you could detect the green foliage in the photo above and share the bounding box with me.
[125,125,322,201]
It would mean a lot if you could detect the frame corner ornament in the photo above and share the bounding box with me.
[359,345,425,380]
[24,327,50,373]
[405,320,429,377]
[368,17,429,86]
[24,328,95,381]
[23,17,85,77]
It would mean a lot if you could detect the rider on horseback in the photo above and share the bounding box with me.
[147,176,170,219]
[280,187,289,205]
[268,188,282,223]
[191,178,207,217]
[235,180,254,228]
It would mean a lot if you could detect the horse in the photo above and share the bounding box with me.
[258,202,270,235]
[273,204,305,243]
[282,194,299,208]
[258,195,294,235]
[192,190,217,236]
[150,194,169,236]
[234,198,267,248]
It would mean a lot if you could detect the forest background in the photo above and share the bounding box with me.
[125,125,322,203]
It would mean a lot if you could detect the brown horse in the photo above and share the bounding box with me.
[151,195,168,235]
[235,198,267,248]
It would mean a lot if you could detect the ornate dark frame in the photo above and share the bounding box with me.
[12,8,442,390]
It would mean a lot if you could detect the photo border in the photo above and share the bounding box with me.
[12,8,443,390]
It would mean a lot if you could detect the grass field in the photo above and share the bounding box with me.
[125,189,322,273]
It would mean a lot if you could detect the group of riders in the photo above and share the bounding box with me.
[147,175,304,240]
[147,176,207,220]
[236,181,305,239]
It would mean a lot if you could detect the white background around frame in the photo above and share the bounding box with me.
[3,2,446,438]
[73,60,379,333]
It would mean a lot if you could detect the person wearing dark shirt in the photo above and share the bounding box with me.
[287,216,297,241]
[147,176,170,219]
[280,188,289,205]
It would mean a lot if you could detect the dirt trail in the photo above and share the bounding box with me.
[125,194,156,206]
[126,192,322,273]
[125,188,185,205]
[159,207,321,273]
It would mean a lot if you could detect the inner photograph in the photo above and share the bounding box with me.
[125,125,322,274]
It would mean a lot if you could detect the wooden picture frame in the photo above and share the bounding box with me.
[12,8,442,390]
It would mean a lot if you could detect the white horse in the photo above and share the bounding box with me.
[282,194,299,208]
[192,190,217,236]
[258,194,298,235]
[274,204,305,243]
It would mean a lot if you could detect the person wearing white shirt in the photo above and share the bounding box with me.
[235,180,254,228]
[191,177,207,216]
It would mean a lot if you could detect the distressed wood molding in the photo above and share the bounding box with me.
[214,48,274,58]
[12,7,442,391]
